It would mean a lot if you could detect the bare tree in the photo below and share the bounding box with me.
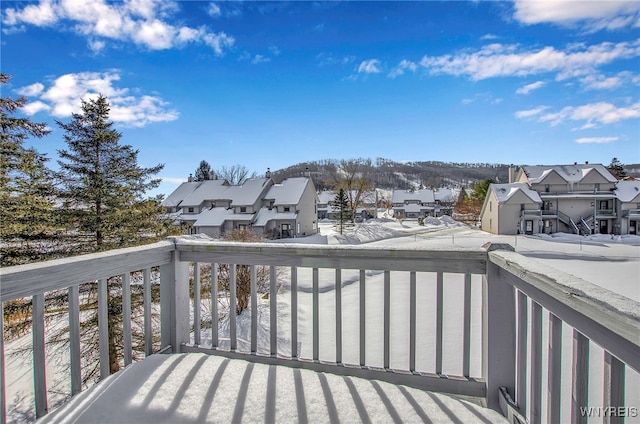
[325,158,375,221]
[216,164,258,185]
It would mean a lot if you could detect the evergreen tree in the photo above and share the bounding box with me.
[55,94,166,249]
[0,73,55,263]
[194,160,212,181]
[471,179,493,203]
[608,157,626,179]
[335,188,353,235]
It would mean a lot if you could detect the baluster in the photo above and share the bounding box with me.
[463,273,472,378]
[409,272,416,373]
[313,268,319,361]
[143,269,152,356]
[1,302,5,424]
[571,330,589,424]
[211,263,218,348]
[335,268,342,364]
[435,272,444,375]
[270,266,277,356]
[383,270,391,370]
[359,269,366,367]
[98,278,109,379]
[68,285,81,396]
[230,264,237,351]
[547,313,562,423]
[516,290,528,413]
[122,273,132,366]
[251,265,257,354]
[194,263,201,346]
[291,266,298,359]
[603,352,625,424]
[32,293,48,418]
[530,300,543,424]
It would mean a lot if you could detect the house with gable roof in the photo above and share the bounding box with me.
[162,173,318,239]
[392,189,436,219]
[614,179,640,235]
[480,183,542,235]
[515,163,617,235]
[253,177,318,238]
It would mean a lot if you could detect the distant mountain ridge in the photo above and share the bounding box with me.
[271,159,640,191]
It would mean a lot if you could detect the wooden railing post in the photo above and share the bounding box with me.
[482,243,516,412]
[160,244,190,353]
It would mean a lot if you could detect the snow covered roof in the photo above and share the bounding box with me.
[392,189,435,204]
[179,178,272,208]
[490,183,542,204]
[264,177,311,205]
[179,180,232,207]
[193,207,253,227]
[317,190,335,204]
[225,178,273,206]
[522,164,617,184]
[253,208,298,227]
[615,180,640,203]
[434,188,455,202]
[161,181,200,208]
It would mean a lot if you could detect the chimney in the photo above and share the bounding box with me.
[265,167,271,178]
[508,165,515,183]
[188,173,193,182]
[305,166,310,178]
[209,171,216,180]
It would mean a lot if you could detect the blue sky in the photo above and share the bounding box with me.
[2,0,639,198]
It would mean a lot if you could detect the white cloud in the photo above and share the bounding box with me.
[388,60,417,79]
[358,59,381,74]
[316,53,356,67]
[16,82,45,97]
[419,39,640,81]
[520,101,640,128]
[207,3,221,17]
[579,71,639,90]
[513,0,640,31]
[481,34,499,41]
[252,54,270,64]
[161,176,188,184]
[575,136,619,144]
[21,100,51,115]
[17,71,179,127]
[515,106,550,119]
[2,0,234,54]
[516,81,545,94]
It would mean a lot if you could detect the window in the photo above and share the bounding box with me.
[238,224,247,230]
[188,207,194,213]
[284,207,290,212]
[489,202,492,212]
[595,183,600,191]
[240,207,247,213]
[545,185,550,193]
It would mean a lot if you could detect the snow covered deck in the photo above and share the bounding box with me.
[38,353,506,423]
[2,237,639,423]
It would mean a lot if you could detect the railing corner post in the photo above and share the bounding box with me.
[483,243,516,412]
[160,245,190,353]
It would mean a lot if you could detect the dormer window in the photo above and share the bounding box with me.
[545,185,550,193]
[240,207,247,213]
[284,207,290,212]
[188,207,194,213]
[595,183,600,191]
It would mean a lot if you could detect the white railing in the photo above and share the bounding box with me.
[1,238,639,424]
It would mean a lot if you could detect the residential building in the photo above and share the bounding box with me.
[162,175,318,239]
[614,179,640,235]
[479,163,638,235]
[480,183,542,235]
[392,189,436,219]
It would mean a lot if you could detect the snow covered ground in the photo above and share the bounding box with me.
[5,217,639,423]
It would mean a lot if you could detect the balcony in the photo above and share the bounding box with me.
[2,239,639,423]
[595,209,616,218]
[520,209,542,218]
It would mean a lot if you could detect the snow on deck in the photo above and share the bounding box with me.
[39,353,507,424]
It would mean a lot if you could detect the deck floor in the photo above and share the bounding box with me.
[40,353,507,423]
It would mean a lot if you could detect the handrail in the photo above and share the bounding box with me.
[1,238,639,424]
